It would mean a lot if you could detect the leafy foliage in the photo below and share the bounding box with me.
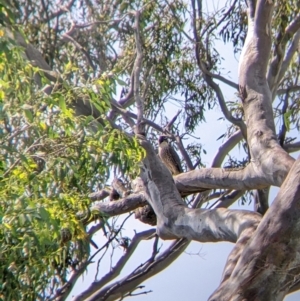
[0,34,144,300]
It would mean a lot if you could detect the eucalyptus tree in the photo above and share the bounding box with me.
[1,0,300,300]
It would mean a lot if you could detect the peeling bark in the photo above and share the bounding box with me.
[209,156,300,301]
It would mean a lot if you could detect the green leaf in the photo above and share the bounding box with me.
[24,109,33,122]
[59,95,67,113]
[283,110,291,131]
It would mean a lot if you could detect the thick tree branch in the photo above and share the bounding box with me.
[89,189,110,202]
[91,193,147,217]
[207,4,300,299]
[283,141,300,153]
[138,136,261,243]
[211,130,243,168]
[174,160,286,196]
[239,0,294,183]
[209,156,300,300]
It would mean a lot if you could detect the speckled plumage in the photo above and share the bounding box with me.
[158,136,183,175]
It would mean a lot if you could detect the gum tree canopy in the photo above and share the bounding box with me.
[1,0,300,300]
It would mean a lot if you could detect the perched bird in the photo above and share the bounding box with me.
[158,136,183,175]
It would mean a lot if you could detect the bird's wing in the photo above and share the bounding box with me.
[169,145,183,174]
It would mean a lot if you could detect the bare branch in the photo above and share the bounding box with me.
[41,0,76,22]
[51,253,90,301]
[277,29,300,87]
[110,100,163,132]
[110,99,139,129]
[277,85,300,95]
[88,222,105,237]
[73,229,156,301]
[85,238,190,301]
[175,135,194,171]
[89,189,110,202]
[213,190,245,209]
[61,33,96,71]
[164,110,182,132]
[278,90,289,146]
[133,11,144,134]
[267,14,300,96]
[254,188,269,215]
[211,130,243,167]
[207,72,239,90]
[285,13,300,34]
[283,141,300,153]
[92,193,147,217]
[206,77,247,137]
[174,164,269,195]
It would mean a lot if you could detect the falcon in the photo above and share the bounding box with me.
[158,136,183,175]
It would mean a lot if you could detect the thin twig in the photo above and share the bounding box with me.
[72,229,156,301]
[175,135,194,171]
[164,110,182,132]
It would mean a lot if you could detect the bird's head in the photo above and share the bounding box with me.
[158,136,168,145]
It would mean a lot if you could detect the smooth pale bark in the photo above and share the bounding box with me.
[91,193,147,216]
[207,1,299,299]
[238,1,294,184]
[211,130,243,168]
[174,165,270,194]
[138,137,261,243]
[209,156,300,301]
